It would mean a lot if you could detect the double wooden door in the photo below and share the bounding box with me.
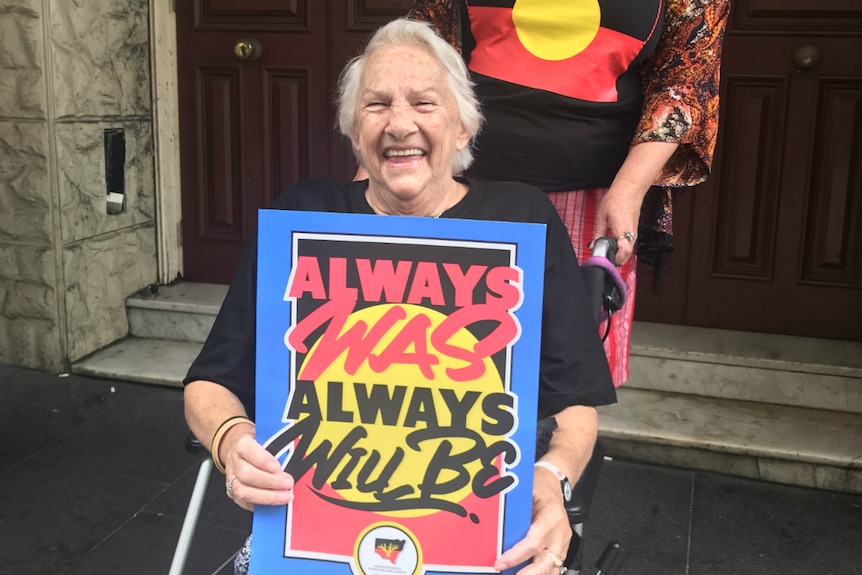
[177,1,412,283]
[178,0,862,340]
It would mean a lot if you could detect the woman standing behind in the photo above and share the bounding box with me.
[406,0,730,386]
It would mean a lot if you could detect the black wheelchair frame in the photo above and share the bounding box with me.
[561,236,622,575]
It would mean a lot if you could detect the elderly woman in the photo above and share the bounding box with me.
[184,18,616,575]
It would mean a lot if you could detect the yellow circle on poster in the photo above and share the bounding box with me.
[299,303,506,518]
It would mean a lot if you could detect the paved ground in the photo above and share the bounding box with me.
[1,364,860,575]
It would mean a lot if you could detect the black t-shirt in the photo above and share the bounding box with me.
[184,178,616,420]
[461,0,664,191]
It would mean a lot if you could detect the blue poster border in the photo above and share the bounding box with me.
[252,210,547,575]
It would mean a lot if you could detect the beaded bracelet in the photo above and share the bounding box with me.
[210,415,254,474]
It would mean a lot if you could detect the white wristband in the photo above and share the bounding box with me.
[534,460,568,482]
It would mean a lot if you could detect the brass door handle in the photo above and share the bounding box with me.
[793,44,820,69]
[234,38,262,61]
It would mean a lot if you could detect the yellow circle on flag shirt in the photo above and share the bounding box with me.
[512,0,601,61]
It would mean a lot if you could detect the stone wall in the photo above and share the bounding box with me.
[0,0,156,371]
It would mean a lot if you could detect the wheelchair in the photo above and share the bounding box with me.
[170,237,625,575]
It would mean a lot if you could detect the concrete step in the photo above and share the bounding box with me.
[126,282,226,343]
[629,322,862,414]
[72,283,225,387]
[72,337,201,388]
[598,387,862,494]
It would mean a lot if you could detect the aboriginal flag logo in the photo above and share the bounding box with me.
[355,523,421,575]
[374,538,405,564]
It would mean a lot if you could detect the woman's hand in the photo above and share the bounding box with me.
[493,467,572,575]
[495,406,598,573]
[220,422,295,512]
[595,185,645,266]
[184,380,296,512]
[594,141,679,266]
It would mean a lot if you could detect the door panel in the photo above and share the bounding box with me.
[195,1,308,29]
[708,75,785,281]
[802,82,862,288]
[638,1,862,341]
[197,69,242,242]
[263,71,308,206]
[730,0,862,32]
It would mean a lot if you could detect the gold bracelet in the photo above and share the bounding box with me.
[210,415,253,474]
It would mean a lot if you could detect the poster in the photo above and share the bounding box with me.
[252,210,547,575]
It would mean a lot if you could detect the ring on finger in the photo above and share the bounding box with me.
[545,550,563,568]
[546,550,567,575]
[226,476,237,497]
[616,230,636,243]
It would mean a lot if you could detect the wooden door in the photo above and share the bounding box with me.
[177,1,412,284]
[637,1,862,341]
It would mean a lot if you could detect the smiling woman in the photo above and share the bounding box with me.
[182,17,615,575]
[349,43,472,218]
[337,20,484,179]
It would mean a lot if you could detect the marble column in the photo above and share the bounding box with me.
[0,0,157,370]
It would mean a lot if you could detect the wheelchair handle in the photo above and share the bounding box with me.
[582,237,621,326]
[591,236,618,263]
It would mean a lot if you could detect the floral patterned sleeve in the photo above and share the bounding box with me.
[636,0,731,187]
[407,0,462,52]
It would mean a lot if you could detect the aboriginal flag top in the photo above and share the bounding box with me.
[462,0,665,192]
[465,0,663,102]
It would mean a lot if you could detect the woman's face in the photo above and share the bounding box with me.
[352,44,470,205]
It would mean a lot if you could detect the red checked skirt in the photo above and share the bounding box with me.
[547,188,636,387]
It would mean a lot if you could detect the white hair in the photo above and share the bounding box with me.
[336,18,483,174]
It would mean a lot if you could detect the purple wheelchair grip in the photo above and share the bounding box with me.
[582,255,628,304]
